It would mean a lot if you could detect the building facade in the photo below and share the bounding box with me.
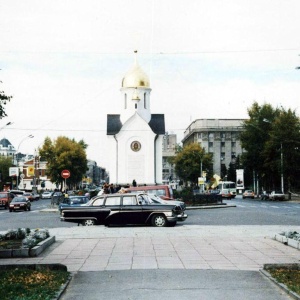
[107,52,165,185]
[182,119,245,176]
[162,133,177,183]
[0,138,16,159]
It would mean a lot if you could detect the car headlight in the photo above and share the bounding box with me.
[164,212,173,217]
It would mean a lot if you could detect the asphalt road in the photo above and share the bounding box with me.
[0,196,300,231]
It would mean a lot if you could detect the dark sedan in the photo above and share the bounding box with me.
[61,193,187,227]
[58,196,90,213]
[9,196,31,212]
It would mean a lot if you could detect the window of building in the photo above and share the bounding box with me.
[198,133,202,139]
[232,142,236,147]
[221,142,225,147]
[208,132,214,138]
[209,142,213,148]
[220,132,225,138]
[231,152,236,159]
[221,152,225,161]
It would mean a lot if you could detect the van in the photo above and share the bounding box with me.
[9,190,25,197]
[125,185,174,200]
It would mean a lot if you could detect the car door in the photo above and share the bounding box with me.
[103,196,122,224]
[88,196,110,224]
[120,195,144,224]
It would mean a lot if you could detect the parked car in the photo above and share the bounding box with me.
[206,189,220,194]
[51,192,64,205]
[42,191,53,199]
[147,195,186,221]
[269,190,285,201]
[58,196,90,213]
[61,193,187,227]
[9,196,31,212]
[9,190,25,197]
[31,192,40,200]
[0,192,16,209]
[260,190,271,200]
[23,193,34,202]
[125,185,174,200]
[221,189,232,199]
[243,190,255,199]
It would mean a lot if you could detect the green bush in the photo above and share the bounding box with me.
[174,187,194,202]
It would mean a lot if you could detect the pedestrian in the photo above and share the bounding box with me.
[132,179,137,187]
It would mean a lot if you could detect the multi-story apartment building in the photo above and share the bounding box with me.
[182,119,245,176]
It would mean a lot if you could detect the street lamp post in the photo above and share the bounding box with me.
[280,142,284,194]
[0,121,13,131]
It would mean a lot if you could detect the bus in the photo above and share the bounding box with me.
[217,181,237,198]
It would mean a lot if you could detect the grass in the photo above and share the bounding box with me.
[0,267,70,300]
[268,267,300,296]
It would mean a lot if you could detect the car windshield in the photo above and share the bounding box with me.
[0,194,7,198]
[12,197,26,202]
[137,194,154,204]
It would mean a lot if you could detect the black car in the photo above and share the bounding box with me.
[60,193,187,227]
[58,196,90,213]
[9,196,31,212]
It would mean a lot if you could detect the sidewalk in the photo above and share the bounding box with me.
[1,225,300,272]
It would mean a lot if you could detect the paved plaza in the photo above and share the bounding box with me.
[1,225,300,273]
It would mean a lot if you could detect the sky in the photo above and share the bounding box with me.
[0,0,300,170]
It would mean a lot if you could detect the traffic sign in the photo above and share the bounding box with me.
[61,170,70,179]
[9,167,19,177]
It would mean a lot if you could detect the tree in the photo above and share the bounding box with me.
[240,102,300,192]
[39,136,88,190]
[240,102,279,190]
[0,156,14,190]
[263,108,300,191]
[174,143,213,185]
[0,80,12,118]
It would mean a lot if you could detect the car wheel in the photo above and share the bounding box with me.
[151,214,167,227]
[82,219,96,226]
[9,209,12,212]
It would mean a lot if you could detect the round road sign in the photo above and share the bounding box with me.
[61,170,70,179]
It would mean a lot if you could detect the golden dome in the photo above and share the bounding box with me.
[122,51,150,88]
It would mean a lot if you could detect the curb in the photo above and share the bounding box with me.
[260,266,300,300]
[186,204,236,210]
[0,236,55,258]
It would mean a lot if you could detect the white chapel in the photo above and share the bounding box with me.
[107,51,165,185]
